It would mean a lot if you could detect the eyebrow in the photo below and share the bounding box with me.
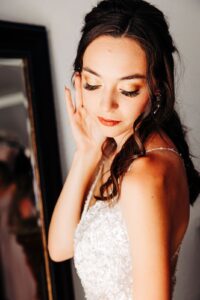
[82,66,146,80]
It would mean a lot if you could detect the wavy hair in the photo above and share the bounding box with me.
[72,0,200,205]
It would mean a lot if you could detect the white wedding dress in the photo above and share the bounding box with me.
[73,147,183,300]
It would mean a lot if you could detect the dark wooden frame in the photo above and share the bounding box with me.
[0,20,75,300]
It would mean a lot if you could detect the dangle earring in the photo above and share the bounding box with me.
[153,91,161,115]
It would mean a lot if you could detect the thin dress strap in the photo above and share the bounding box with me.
[81,160,105,219]
[146,147,182,157]
[128,147,182,172]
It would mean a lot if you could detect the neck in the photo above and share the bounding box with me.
[114,130,134,152]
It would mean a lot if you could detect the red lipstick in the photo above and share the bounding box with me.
[98,116,121,126]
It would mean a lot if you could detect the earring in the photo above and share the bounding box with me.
[153,91,161,115]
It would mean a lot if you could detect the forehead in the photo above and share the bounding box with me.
[82,36,147,78]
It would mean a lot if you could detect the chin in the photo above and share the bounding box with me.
[101,127,132,140]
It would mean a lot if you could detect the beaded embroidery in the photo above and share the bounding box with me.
[73,147,182,299]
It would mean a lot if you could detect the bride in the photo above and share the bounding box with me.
[48,0,200,299]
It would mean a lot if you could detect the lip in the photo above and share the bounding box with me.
[98,116,121,126]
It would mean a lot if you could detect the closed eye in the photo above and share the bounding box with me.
[83,83,140,98]
[83,83,101,91]
[120,89,140,97]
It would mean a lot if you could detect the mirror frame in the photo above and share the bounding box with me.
[0,20,75,300]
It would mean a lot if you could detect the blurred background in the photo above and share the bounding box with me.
[0,0,199,299]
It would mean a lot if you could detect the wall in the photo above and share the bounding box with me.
[0,0,199,299]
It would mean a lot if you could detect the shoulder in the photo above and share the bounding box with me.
[121,153,170,202]
[119,154,172,230]
[119,154,172,226]
[120,148,182,210]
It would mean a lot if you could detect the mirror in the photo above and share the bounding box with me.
[0,58,49,300]
[0,21,75,300]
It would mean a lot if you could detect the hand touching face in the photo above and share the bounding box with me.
[65,72,107,152]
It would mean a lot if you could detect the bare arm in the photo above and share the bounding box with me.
[48,73,106,262]
[48,149,102,262]
[119,157,172,299]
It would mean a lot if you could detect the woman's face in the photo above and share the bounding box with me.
[81,35,151,147]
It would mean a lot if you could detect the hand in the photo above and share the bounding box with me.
[65,73,107,153]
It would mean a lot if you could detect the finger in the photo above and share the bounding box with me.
[74,73,84,110]
[65,86,76,122]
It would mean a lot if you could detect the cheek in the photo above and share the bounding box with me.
[125,95,150,119]
[135,94,150,112]
[140,98,150,112]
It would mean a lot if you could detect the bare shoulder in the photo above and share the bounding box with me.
[121,146,184,200]
[120,154,173,227]
[118,155,172,227]
[121,153,170,201]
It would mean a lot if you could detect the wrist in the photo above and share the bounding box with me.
[75,146,102,158]
[74,148,103,164]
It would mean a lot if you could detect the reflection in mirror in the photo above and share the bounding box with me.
[0,58,50,300]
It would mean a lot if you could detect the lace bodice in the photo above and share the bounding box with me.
[73,147,183,300]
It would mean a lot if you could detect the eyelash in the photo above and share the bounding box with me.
[83,83,140,98]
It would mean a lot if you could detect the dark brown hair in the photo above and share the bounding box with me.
[72,0,200,205]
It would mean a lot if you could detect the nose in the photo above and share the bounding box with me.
[99,88,118,112]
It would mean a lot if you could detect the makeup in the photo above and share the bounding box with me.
[97,116,121,126]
